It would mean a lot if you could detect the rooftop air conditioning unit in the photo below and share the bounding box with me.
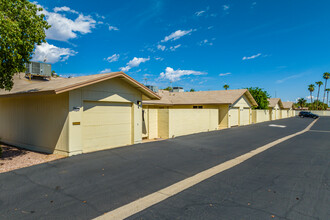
[172,87,184,92]
[146,85,159,93]
[25,62,52,79]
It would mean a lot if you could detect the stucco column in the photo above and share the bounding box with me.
[68,89,83,155]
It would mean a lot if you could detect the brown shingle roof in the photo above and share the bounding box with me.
[268,98,284,108]
[143,89,258,106]
[0,72,160,100]
[282,101,294,109]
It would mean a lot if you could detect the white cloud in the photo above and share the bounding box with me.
[32,42,77,64]
[242,53,261,60]
[109,25,119,31]
[100,68,112,73]
[169,44,181,51]
[276,73,305,83]
[199,39,213,46]
[53,6,78,14]
[36,4,96,41]
[219,72,231,76]
[120,57,150,72]
[223,5,230,11]
[160,67,207,82]
[161,29,193,42]
[306,95,315,100]
[207,26,214,30]
[195,10,205,16]
[155,57,164,61]
[157,44,166,51]
[106,54,120,62]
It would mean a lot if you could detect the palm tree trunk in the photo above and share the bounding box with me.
[310,91,313,108]
[323,79,328,107]
[316,86,321,109]
[327,91,329,108]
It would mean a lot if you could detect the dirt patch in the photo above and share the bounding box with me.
[0,144,66,173]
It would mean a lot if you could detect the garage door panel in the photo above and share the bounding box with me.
[240,108,250,125]
[83,124,131,138]
[83,115,131,126]
[83,101,132,152]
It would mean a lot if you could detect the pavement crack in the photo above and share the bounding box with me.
[10,171,102,215]
[224,199,290,220]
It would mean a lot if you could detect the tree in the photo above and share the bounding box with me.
[315,81,323,109]
[322,72,330,106]
[0,0,50,90]
[308,84,315,105]
[297,98,307,109]
[312,100,328,110]
[326,88,330,107]
[51,70,59,77]
[223,84,229,90]
[247,87,270,109]
[189,88,195,92]
[163,86,172,91]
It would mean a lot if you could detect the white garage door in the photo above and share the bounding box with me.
[229,108,239,127]
[276,109,281,120]
[240,108,250,125]
[82,101,132,153]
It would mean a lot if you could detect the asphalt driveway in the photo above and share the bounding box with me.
[0,117,327,220]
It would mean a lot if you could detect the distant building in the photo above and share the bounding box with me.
[172,87,184,92]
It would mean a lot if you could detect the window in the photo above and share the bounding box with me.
[193,106,203,109]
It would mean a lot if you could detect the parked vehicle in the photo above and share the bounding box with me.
[298,111,319,119]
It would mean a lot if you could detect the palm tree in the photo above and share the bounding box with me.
[308,84,315,105]
[315,81,323,109]
[326,88,330,107]
[223,84,229,90]
[297,98,307,109]
[322,72,330,106]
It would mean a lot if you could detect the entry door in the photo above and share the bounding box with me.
[82,101,132,153]
[229,108,239,127]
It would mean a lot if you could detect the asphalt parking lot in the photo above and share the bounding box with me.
[0,117,328,220]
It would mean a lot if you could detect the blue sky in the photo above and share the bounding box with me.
[32,0,330,102]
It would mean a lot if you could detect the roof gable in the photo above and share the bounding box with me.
[282,101,294,109]
[0,72,160,100]
[268,98,284,108]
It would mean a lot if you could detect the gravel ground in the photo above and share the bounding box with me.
[0,144,66,173]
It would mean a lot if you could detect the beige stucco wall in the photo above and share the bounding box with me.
[297,110,330,116]
[143,94,254,139]
[168,107,218,138]
[144,104,229,139]
[0,93,69,154]
[252,109,270,123]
